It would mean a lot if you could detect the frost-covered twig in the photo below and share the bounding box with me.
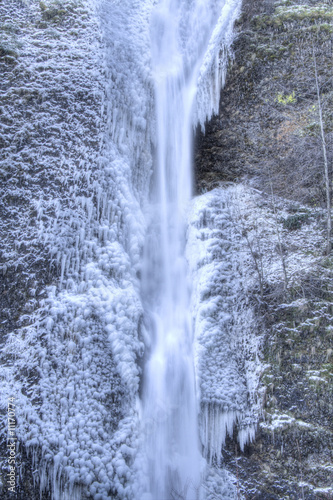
[313,42,331,255]
[268,170,289,294]
[228,192,265,300]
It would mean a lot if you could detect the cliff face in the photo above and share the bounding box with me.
[195,0,333,498]
[0,1,153,498]
[0,0,332,499]
[195,0,332,205]
[0,1,105,497]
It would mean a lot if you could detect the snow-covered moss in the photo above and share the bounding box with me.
[0,0,153,498]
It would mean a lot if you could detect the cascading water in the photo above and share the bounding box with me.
[141,1,239,498]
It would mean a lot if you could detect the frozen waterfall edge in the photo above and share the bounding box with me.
[187,186,264,466]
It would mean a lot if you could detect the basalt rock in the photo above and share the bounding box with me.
[194,0,333,497]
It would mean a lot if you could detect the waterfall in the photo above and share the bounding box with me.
[140,1,241,498]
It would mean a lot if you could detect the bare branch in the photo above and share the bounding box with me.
[313,42,331,254]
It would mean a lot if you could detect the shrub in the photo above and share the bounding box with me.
[280,213,310,230]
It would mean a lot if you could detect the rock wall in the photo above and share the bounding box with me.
[1,1,105,497]
[195,0,332,205]
[0,1,154,498]
[194,0,333,498]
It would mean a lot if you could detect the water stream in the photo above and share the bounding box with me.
[141,1,235,498]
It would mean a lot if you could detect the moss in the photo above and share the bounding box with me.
[0,23,22,63]
[276,91,296,105]
[0,43,18,60]
[42,7,67,21]
[274,4,333,23]
[308,22,333,33]
[251,15,273,30]
[0,23,20,35]
[279,212,309,230]
[305,121,320,135]
[39,0,79,23]
[320,257,333,270]
[251,5,333,37]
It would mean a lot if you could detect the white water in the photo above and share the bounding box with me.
[141,1,240,498]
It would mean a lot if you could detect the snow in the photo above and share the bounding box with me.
[187,181,327,463]
[0,0,153,498]
[187,186,263,461]
[313,487,333,494]
[260,413,295,432]
[194,0,242,130]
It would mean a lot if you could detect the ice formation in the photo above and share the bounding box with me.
[1,0,154,498]
[187,187,262,466]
